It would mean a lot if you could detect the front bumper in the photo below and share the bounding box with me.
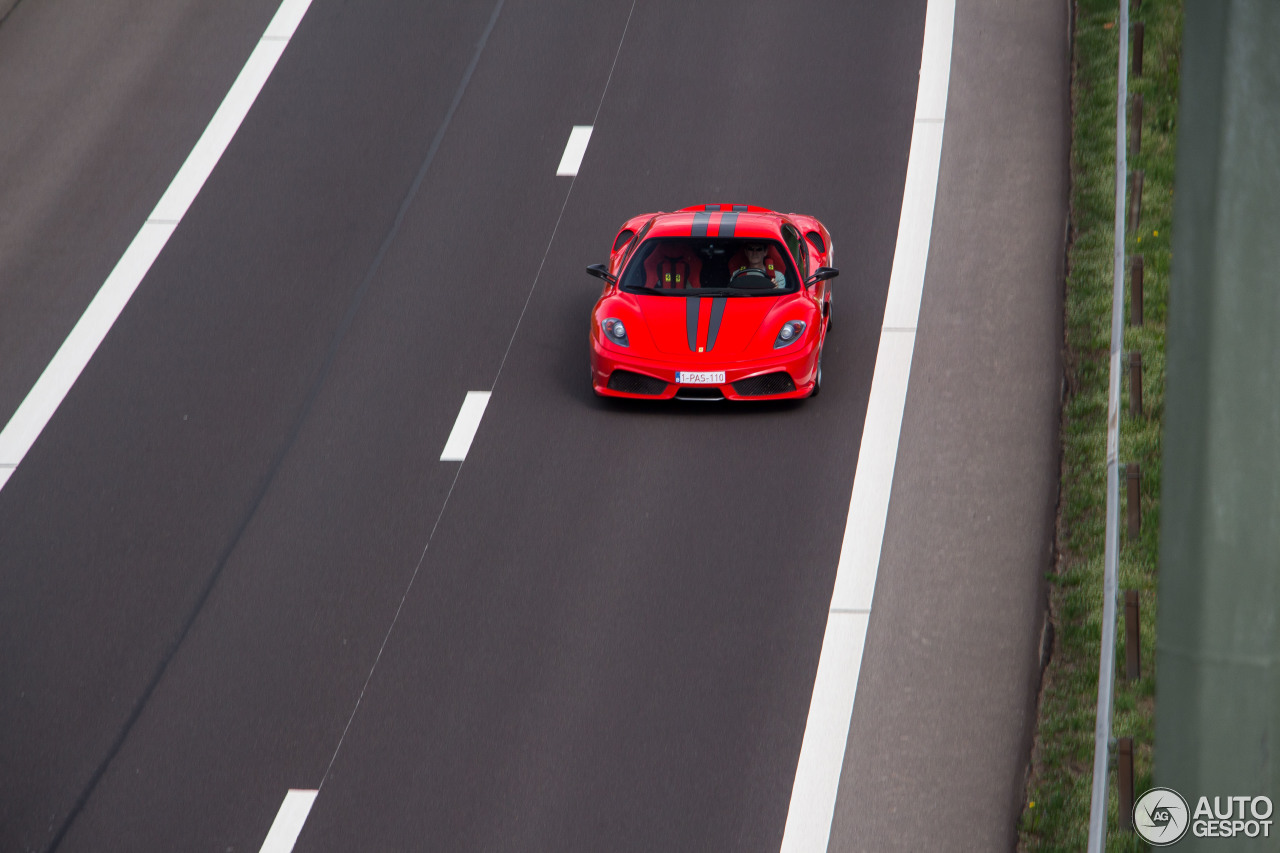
[590,340,819,401]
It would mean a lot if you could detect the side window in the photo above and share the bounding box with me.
[614,219,654,276]
[781,224,807,279]
[623,220,654,265]
[612,228,636,253]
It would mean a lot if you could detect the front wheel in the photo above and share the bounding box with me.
[810,348,823,397]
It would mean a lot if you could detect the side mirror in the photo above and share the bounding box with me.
[586,263,617,285]
[804,266,839,286]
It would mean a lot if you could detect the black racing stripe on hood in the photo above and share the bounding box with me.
[686,297,700,351]
[706,297,727,350]
[691,211,711,237]
[732,204,748,212]
[718,212,738,237]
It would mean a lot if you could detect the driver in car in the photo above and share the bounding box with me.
[731,243,786,288]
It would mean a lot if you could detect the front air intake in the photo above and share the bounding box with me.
[732,372,797,396]
[607,370,668,396]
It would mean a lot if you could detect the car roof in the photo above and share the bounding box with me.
[644,204,789,241]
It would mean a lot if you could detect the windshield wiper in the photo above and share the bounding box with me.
[625,285,679,295]
[627,286,731,296]
[725,287,786,295]
[626,286,781,297]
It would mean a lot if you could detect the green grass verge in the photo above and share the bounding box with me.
[1018,1,1181,850]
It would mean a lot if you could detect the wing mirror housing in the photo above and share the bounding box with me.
[586,263,617,285]
[804,266,840,286]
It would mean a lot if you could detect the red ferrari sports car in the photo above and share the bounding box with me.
[587,204,838,400]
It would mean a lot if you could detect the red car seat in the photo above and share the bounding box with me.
[643,247,703,289]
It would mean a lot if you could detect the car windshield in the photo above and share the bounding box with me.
[618,237,800,295]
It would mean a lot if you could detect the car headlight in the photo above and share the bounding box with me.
[602,317,630,347]
[774,320,807,348]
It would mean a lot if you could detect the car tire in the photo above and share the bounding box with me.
[810,349,823,397]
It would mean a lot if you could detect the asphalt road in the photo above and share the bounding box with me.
[0,0,1065,850]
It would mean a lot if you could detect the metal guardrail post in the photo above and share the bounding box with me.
[1125,590,1141,680]
[1133,20,1145,76]
[1128,169,1144,231]
[1127,463,1142,539]
[1118,737,1136,831]
[1086,0,1130,848]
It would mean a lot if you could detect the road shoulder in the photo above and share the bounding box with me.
[828,0,1069,849]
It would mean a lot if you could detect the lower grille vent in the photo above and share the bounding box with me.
[732,372,797,396]
[607,370,668,396]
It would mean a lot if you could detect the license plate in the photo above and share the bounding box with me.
[675,371,725,385]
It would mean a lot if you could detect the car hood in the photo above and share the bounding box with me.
[634,293,784,356]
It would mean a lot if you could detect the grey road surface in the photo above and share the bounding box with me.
[0,0,1065,850]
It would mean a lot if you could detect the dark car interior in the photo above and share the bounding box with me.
[621,238,798,293]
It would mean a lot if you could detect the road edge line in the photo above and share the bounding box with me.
[778,1,955,849]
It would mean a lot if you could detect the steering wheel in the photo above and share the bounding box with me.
[730,267,772,281]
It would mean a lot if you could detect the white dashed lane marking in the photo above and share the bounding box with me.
[440,391,491,461]
[259,789,318,853]
[555,125,593,176]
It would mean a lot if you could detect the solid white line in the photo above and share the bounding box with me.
[827,330,917,614]
[555,125,593,176]
[259,789,318,853]
[440,391,491,461]
[0,0,314,494]
[778,0,955,850]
